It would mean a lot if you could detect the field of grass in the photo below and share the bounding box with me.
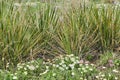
[0,0,120,80]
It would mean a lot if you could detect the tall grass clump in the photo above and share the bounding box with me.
[51,4,120,57]
[92,5,120,51]
[0,0,59,68]
[1,0,120,69]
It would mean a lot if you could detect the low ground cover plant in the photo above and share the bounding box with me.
[0,54,119,80]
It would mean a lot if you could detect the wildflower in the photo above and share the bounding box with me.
[103,78,107,80]
[40,69,49,75]
[59,62,63,65]
[71,72,75,76]
[65,57,69,61]
[109,63,114,67]
[115,77,118,80]
[83,70,87,73]
[79,64,83,66]
[108,59,113,63]
[69,64,74,69]
[52,73,56,77]
[24,67,27,70]
[96,76,99,78]
[2,57,4,61]
[17,65,23,70]
[17,63,21,67]
[78,68,81,70]
[85,61,89,64]
[75,60,79,64]
[65,67,69,70]
[53,64,56,67]
[21,63,25,66]
[68,54,74,57]
[56,65,59,68]
[36,65,39,68]
[81,72,83,74]
[113,69,119,73]
[89,68,93,71]
[79,60,84,64]
[59,67,64,71]
[90,64,94,66]
[108,59,114,67]
[76,56,79,59]
[82,67,85,70]
[30,60,35,63]
[108,74,111,77]
[27,65,35,70]
[71,57,75,62]
[102,66,106,69]
[6,63,9,68]
[46,66,49,69]
[99,72,102,75]
[49,63,52,65]
[43,62,46,64]
[101,74,105,77]
[15,73,17,75]
[24,71,28,75]
[116,63,119,66]
[85,65,89,69]
[13,76,18,80]
[61,60,65,64]
[62,64,66,68]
